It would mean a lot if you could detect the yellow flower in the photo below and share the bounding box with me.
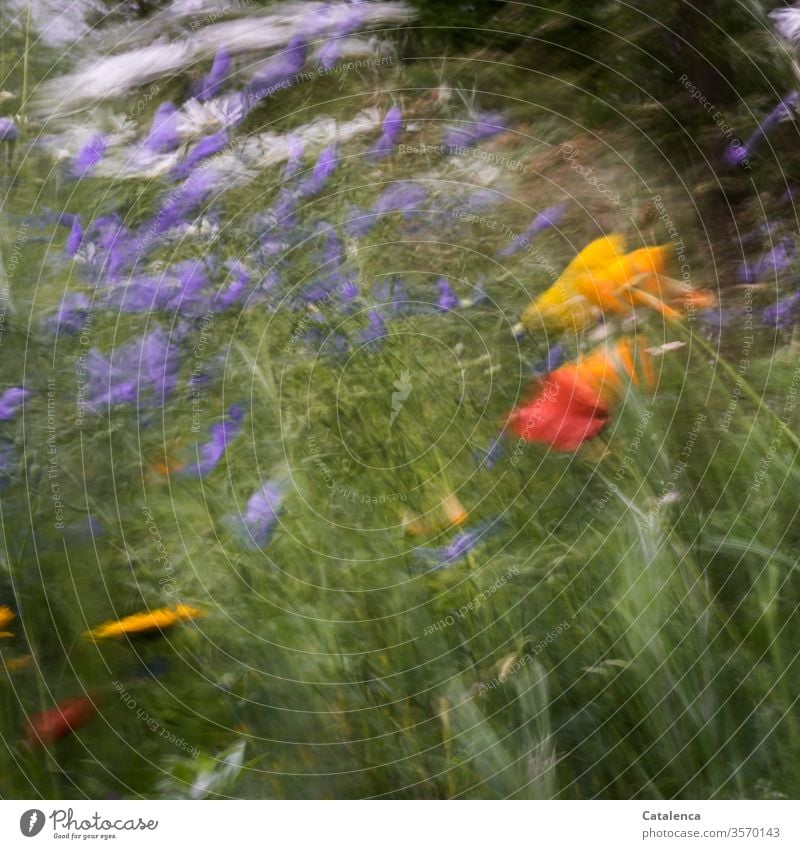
[522,235,714,332]
[402,493,468,536]
[84,603,202,640]
[4,654,32,672]
[0,605,15,638]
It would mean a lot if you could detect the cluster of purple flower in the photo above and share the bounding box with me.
[18,8,563,565]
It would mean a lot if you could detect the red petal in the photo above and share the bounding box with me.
[508,370,610,452]
[26,696,97,747]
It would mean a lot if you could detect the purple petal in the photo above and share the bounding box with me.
[0,387,29,421]
[418,527,488,570]
[344,204,374,237]
[475,435,505,470]
[368,107,403,161]
[361,309,387,344]
[196,48,231,102]
[85,328,180,412]
[498,203,566,257]
[184,404,245,476]
[144,102,179,153]
[724,92,799,168]
[45,293,91,335]
[437,278,459,311]
[173,131,228,179]
[297,147,338,197]
[319,40,340,71]
[214,260,249,311]
[0,117,19,142]
[762,292,800,328]
[281,135,305,179]
[442,112,506,150]
[66,217,83,256]
[240,481,283,547]
[372,182,427,215]
[246,37,306,108]
[72,134,107,177]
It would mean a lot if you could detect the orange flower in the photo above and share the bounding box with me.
[84,603,202,640]
[402,494,468,536]
[26,695,96,747]
[0,605,15,638]
[507,338,655,452]
[147,439,186,478]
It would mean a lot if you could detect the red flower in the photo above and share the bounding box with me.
[26,696,97,747]
[507,368,610,452]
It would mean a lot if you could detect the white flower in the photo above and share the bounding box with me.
[177,95,245,137]
[770,7,800,43]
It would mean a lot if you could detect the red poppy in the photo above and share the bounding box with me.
[25,696,97,747]
[507,368,610,452]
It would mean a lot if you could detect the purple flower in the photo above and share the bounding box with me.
[319,40,340,71]
[303,328,349,356]
[144,102,179,153]
[442,112,506,150]
[240,481,283,547]
[66,217,83,257]
[344,204,374,237]
[374,277,411,315]
[331,0,367,35]
[196,48,231,102]
[213,260,249,311]
[105,260,210,314]
[372,182,428,216]
[361,309,387,344]
[762,292,800,329]
[84,328,180,411]
[437,278,459,311]
[0,117,19,142]
[297,147,338,197]
[368,106,403,161]
[0,387,29,421]
[184,404,245,476]
[458,189,497,212]
[340,276,359,303]
[246,37,306,108]
[145,170,219,239]
[45,292,91,335]
[724,92,799,168]
[172,131,227,179]
[78,214,135,280]
[72,133,107,177]
[532,343,565,376]
[738,238,795,283]
[475,435,505,470]
[281,135,305,179]
[315,222,344,267]
[418,527,485,570]
[498,203,566,257]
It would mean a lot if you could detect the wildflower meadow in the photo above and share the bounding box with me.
[0,0,799,808]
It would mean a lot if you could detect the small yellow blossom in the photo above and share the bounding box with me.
[84,603,202,640]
